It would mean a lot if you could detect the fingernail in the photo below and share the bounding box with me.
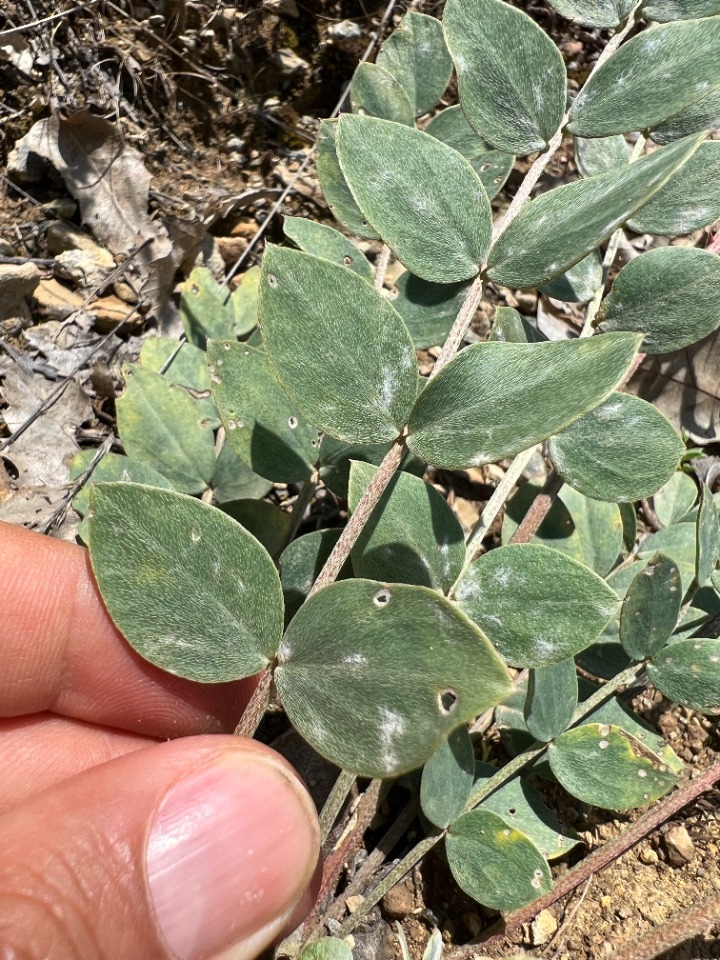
[146,752,318,960]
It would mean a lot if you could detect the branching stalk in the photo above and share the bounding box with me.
[509,469,565,545]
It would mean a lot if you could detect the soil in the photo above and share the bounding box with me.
[1,2,719,959]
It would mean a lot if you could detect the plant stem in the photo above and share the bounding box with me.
[319,769,357,844]
[509,469,564,545]
[374,244,391,290]
[431,275,485,377]
[339,662,646,937]
[308,434,407,597]
[234,665,274,738]
[464,761,720,955]
[285,472,317,545]
[449,445,540,597]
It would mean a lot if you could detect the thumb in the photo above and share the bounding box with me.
[0,735,320,960]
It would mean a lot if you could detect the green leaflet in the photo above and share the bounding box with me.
[139,337,219,428]
[229,267,261,337]
[469,150,515,200]
[336,115,492,283]
[283,216,373,283]
[279,529,347,624]
[210,442,272,504]
[116,365,216,495]
[390,272,472,349]
[539,250,603,303]
[653,472,698,527]
[574,135,630,179]
[180,267,253,348]
[298,939,353,960]
[545,0,636,27]
[88,484,283,681]
[638,522,700,594]
[490,306,546,344]
[446,810,552,911]
[69,451,174,543]
[524,659,578,742]
[258,245,418,443]
[475,763,580,858]
[568,18,720,138]
[697,484,720,586]
[578,561,639,680]
[547,393,684,502]
[315,120,379,239]
[503,483,623,577]
[488,133,705,289]
[651,86,720,144]
[628,142,720,235]
[420,726,475,828]
[619,553,682,659]
[648,638,720,713]
[349,62,415,127]
[643,1,720,21]
[406,334,641,470]
[456,543,620,667]
[348,461,464,592]
[443,0,566,155]
[275,579,512,778]
[424,105,494,159]
[207,340,318,483]
[376,12,452,116]
[317,435,424,499]
[598,246,720,353]
[220,499,294,559]
[549,724,678,811]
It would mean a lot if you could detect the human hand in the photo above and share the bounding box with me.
[0,521,320,960]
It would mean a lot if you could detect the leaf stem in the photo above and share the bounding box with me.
[449,445,540,598]
[319,768,357,844]
[234,665,274,738]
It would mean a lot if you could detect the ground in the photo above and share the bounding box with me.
[1,1,719,958]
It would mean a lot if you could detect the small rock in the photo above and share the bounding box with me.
[639,846,659,865]
[216,235,249,266]
[345,895,364,914]
[273,48,309,76]
[113,281,138,305]
[263,0,299,15]
[46,222,115,269]
[530,909,558,946]
[0,262,40,321]
[33,277,84,321]
[328,19,363,41]
[381,878,414,919]
[53,249,108,288]
[226,136,245,153]
[664,824,695,866]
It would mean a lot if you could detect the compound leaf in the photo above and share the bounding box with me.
[208,340,317,483]
[259,245,418,443]
[446,810,552,911]
[376,12,452,116]
[349,460,465,592]
[503,483,623,577]
[654,472,697,527]
[628,142,720,235]
[390,271,472,349]
[316,120,379,238]
[697,484,720,585]
[116,366,216,495]
[350,62,415,127]
[421,725,475,828]
[568,19,720,137]
[545,0,636,27]
[275,579,512,778]
[336,115,492,283]
[488,134,705,288]
[549,723,678,811]
[88,484,283,681]
[443,0,566,155]
[598,246,720,353]
[456,543,620,667]
[283,216,373,283]
[406,333,641,470]
[547,392,684,502]
[619,553,683,659]
[524,659,578,742]
[648,639,720,713]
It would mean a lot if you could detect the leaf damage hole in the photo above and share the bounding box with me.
[223,342,232,351]
[343,256,353,265]
[267,274,279,288]
[373,588,391,607]
[288,416,298,429]
[438,688,458,715]
[190,527,202,543]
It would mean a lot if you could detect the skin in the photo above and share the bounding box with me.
[0,521,321,960]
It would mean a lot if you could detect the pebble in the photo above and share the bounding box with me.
[273,48,310,76]
[381,878,414,919]
[53,249,108,288]
[530,909,558,946]
[46,222,115,268]
[345,895,364,914]
[663,824,695,866]
[328,19,363,41]
[639,846,659,865]
[263,0,299,15]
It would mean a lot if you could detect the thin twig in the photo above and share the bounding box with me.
[544,877,593,958]
[449,445,540,598]
[0,0,99,38]
[234,666,274,738]
[509,469,564,545]
[374,244,392,291]
[33,432,115,535]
